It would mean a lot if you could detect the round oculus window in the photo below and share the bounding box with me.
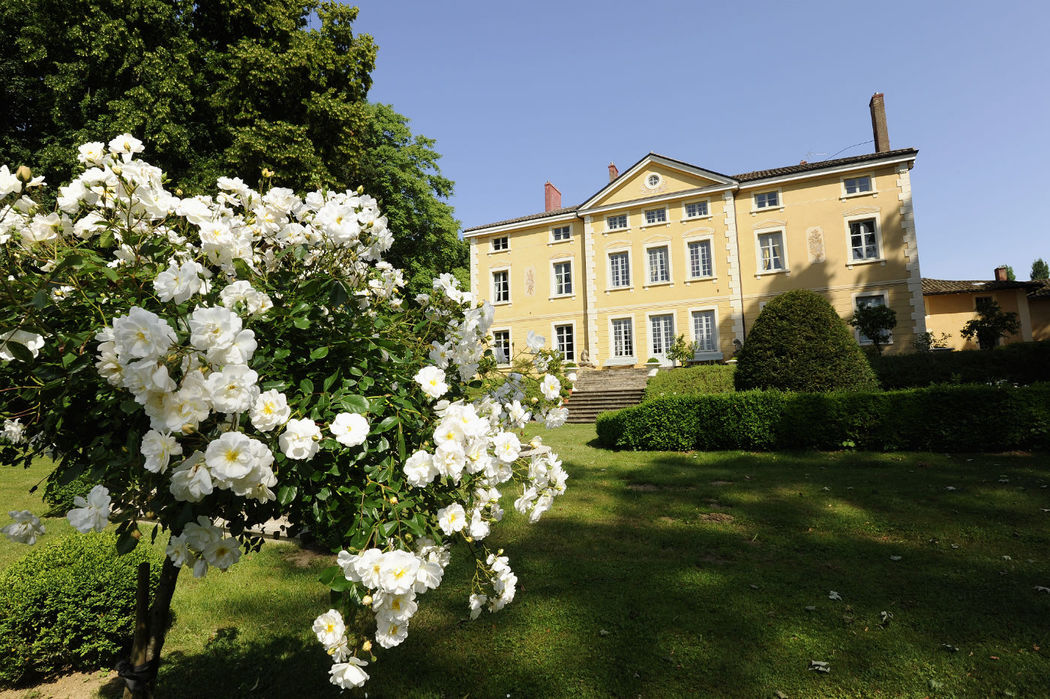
[645,174,661,189]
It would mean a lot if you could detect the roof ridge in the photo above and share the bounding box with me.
[464,148,918,232]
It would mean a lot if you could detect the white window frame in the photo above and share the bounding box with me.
[550,224,573,244]
[607,249,632,290]
[491,267,511,305]
[605,213,629,232]
[851,291,893,346]
[683,235,715,280]
[752,188,783,213]
[841,173,876,199]
[645,311,676,365]
[491,235,510,252]
[642,207,668,227]
[550,258,574,298]
[491,327,512,366]
[606,316,636,366]
[688,306,722,360]
[754,227,788,275]
[644,242,672,286]
[645,173,662,189]
[844,214,884,265]
[682,199,711,221]
[550,321,577,363]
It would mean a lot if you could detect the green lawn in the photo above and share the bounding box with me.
[2,426,1049,697]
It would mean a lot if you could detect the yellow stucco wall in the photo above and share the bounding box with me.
[469,154,923,367]
[923,289,1030,350]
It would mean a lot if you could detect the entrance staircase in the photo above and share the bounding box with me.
[565,368,651,423]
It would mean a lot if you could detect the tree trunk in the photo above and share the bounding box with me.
[122,557,181,699]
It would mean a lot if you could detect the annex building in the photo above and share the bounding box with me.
[466,95,924,368]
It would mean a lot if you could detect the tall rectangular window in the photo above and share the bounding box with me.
[650,314,674,356]
[688,240,713,278]
[757,232,785,272]
[492,236,509,251]
[612,318,634,358]
[492,270,510,303]
[552,261,573,296]
[609,251,631,288]
[844,176,872,195]
[554,324,575,362]
[849,219,879,261]
[684,201,709,218]
[647,246,670,283]
[492,330,511,364]
[606,214,628,231]
[551,225,571,241]
[754,191,780,209]
[644,208,667,225]
[691,310,716,352]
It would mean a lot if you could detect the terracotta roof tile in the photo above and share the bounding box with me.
[921,278,1043,295]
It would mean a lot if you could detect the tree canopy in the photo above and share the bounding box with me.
[1031,258,1049,281]
[0,0,466,291]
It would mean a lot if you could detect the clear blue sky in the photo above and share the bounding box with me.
[352,0,1050,281]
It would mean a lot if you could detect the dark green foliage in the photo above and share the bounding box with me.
[42,471,94,516]
[870,340,1050,388]
[0,533,162,686]
[1031,258,1049,281]
[596,384,1050,452]
[734,290,878,392]
[848,303,897,355]
[961,300,1021,350]
[0,0,465,292]
[644,365,736,400]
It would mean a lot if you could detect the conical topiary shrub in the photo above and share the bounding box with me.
[734,289,878,392]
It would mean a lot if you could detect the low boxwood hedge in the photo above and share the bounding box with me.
[596,384,1050,452]
[870,341,1050,389]
[644,365,736,400]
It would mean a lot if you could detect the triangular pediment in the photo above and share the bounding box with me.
[579,154,737,211]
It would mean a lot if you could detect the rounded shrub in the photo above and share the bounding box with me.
[0,532,162,687]
[734,289,878,392]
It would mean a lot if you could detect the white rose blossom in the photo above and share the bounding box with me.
[66,485,111,533]
[2,510,45,544]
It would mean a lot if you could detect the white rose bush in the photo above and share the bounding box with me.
[0,138,573,694]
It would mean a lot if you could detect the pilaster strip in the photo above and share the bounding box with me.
[722,191,745,344]
[896,165,927,335]
[583,215,600,365]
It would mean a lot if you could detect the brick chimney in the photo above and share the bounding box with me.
[544,181,561,212]
[869,92,890,153]
[608,162,619,182]
[994,266,1009,282]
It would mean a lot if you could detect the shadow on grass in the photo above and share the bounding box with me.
[153,444,1050,698]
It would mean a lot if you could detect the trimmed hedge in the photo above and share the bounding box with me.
[596,384,1050,452]
[870,341,1050,389]
[0,532,162,687]
[735,289,878,393]
[644,365,736,400]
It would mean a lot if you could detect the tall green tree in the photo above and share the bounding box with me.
[0,0,465,290]
[961,300,1020,350]
[1031,258,1049,281]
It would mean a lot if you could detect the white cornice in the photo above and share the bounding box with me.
[580,184,737,216]
[462,211,579,238]
[578,154,737,210]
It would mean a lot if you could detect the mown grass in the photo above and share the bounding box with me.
[2,427,1049,697]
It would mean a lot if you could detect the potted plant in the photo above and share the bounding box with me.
[646,357,660,377]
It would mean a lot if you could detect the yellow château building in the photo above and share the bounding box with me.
[466,95,925,368]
